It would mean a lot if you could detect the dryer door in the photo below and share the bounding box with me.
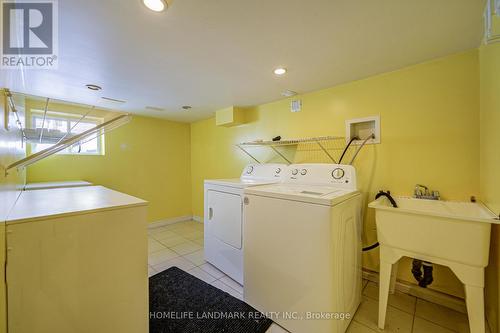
[206,190,242,249]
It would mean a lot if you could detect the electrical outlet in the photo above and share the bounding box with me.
[291,99,302,113]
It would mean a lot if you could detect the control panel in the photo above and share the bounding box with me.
[285,164,357,190]
[240,164,288,181]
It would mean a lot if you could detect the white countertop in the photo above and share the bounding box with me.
[7,185,147,224]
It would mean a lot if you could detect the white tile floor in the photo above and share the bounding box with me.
[148,220,243,299]
[148,221,486,333]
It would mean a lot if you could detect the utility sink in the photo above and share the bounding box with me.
[369,196,499,333]
[369,197,498,267]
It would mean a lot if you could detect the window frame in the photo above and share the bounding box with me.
[30,110,105,156]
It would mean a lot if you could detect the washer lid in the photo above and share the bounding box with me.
[244,184,359,206]
[204,178,281,189]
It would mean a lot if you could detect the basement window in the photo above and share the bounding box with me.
[30,111,104,155]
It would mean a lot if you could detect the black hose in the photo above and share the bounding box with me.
[375,190,398,208]
[339,137,358,164]
[362,242,380,252]
[362,191,398,252]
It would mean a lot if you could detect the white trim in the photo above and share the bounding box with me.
[192,215,204,223]
[485,0,500,45]
[345,115,381,145]
[148,215,193,229]
[30,111,104,155]
[362,269,467,314]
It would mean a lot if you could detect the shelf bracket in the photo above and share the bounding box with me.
[5,90,27,148]
[236,145,261,164]
[315,140,337,163]
[56,106,94,145]
[39,98,50,143]
[2,89,9,131]
[6,114,131,172]
[237,136,346,165]
[270,146,292,164]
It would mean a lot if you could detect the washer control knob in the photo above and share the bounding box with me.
[300,169,307,175]
[332,168,345,180]
[246,166,254,174]
[292,169,299,176]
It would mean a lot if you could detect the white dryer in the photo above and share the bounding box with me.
[243,164,362,333]
[204,163,287,284]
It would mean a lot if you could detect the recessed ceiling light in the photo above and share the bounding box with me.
[182,105,192,110]
[274,68,287,76]
[86,84,102,91]
[142,0,167,12]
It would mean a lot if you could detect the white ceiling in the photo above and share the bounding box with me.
[1,0,485,122]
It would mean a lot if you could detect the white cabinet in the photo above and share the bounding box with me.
[5,186,148,333]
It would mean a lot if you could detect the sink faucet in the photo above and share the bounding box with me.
[414,184,440,200]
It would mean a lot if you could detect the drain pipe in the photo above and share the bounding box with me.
[412,260,434,288]
[412,260,423,282]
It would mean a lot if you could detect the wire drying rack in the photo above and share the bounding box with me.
[236,134,374,165]
[3,89,132,174]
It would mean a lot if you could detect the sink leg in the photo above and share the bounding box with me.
[378,260,392,330]
[465,284,485,333]
[390,261,399,294]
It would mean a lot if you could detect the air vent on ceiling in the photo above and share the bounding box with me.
[282,90,297,97]
[146,106,166,112]
[101,97,126,104]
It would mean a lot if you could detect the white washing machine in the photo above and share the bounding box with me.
[243,164,362,333]
[204,163,287,284]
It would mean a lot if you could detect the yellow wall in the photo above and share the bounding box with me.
[26,107,192,223]
[480,41,500,333]
[191,50,480,298]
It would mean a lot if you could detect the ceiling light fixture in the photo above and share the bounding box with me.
[86,84,102,91]
[274,67,287,76]
[142,0,167,12]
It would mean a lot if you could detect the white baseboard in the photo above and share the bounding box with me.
[362,269,467,314]
[148,215,194,229]
[192,215,203,223]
